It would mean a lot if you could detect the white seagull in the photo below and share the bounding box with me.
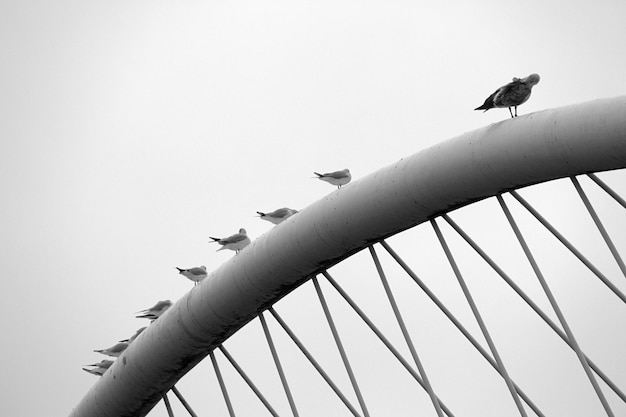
[175,265,207,286]
[119,326,147,343]
[82,366,109,376]
[475,73,540,118]
[314,169,351,189]
[84,359,115,370]
[94,342,128,357]
[256,207,298,225]
[209,228,251,253]
[135,300,172,320]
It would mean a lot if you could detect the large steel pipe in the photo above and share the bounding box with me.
[70,96,626,416]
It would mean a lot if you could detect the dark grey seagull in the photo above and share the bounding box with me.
[475,73,540,118]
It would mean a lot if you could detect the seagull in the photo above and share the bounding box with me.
[94,342,128,357]
[209,228,251,253]
[474,73,540,118]
[119,326,147,343]
[314,169,351,189]
[82,366,109,376]
[84,359,115,369]
[175,265,207,286]
[135,300,172,320]
[256,207,298,225]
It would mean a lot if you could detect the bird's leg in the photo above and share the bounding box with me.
[514,106,518,117]
[508,107,514,118]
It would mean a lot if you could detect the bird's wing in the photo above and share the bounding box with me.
[326,170,349,179]
[223,233,247,244]
[270,207,290,217]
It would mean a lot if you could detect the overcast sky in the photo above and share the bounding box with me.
[1,1,626,416]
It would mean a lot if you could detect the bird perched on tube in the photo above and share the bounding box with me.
[256,207,298,225]
[475,73,540,118]
[313,169,351,189]
[175,265,207,285]
[209,228,251,253]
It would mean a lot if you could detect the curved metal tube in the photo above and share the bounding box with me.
[70,96,626,417]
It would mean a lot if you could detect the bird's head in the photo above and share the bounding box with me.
[524,73,540,86]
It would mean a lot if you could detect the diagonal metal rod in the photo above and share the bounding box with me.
[588,173,626,210]
[322,270,459,417]
[218,345,280,417]
[498,194,615,417]
[210,350,237,417]
[369,245,446,417]
[162,393,175,417]
[171,386,198,417]
[571,176,626,280]
[313,276,371,417]
[510,190,626,303]
[268,307,363,417]
[378,242,545,417]
[259,312,300,417]
[442,213,626,404]
[431,219,529,417]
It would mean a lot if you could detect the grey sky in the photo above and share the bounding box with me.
[1,1,625,416]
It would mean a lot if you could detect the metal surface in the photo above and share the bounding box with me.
[70,96,626,417]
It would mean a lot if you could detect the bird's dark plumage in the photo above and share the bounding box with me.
[475,73,540,118]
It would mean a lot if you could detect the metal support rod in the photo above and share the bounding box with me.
[369,245,446,417]
[571,176,626,280]
[312,277,371,417]
[510,190,626,303]
[587,173,626,210]
[431,219,529,417]
[218,345,280,417]
[268,307,363,417]
[378,243,545,417]
[442,213,626,403]
[210,350,236,417]
[322,270,458,417]
[498,194,615,417]
[259,312,300,417]
[171,386,199,417]
[162,393,175,417]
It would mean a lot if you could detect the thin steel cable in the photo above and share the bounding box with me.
[571,176,626,280]
[259,312,300,417]
[218,345,280,417]
[369,245,446,417]
[162,393,175,417]
[210,350,236,417]
[510,190,626,303]
[378,243,545,417]
[431,219,529,417]
[498,194,616,417]
[322,270,457,417]
[312,277,371,417]
[268,307,363,417]
[588,173,626,210]
[442,213,626,403]
[171,386,199,417]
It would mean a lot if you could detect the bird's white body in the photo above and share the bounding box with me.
[85,359,114,369]
[94,342,128,357]
[83,366,108,376]
[314,169,351,188]
[135,300,172,320]
[257,208,298,225]
[176,265,207,285]
[209,228,251,252]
